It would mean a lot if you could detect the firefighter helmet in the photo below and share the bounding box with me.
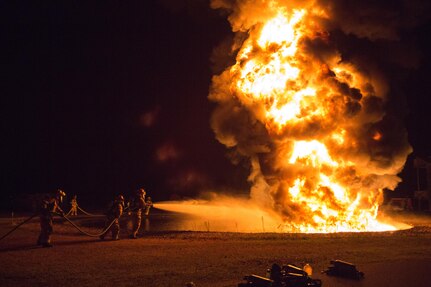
[56,189,66,203]
[57,189,66,197]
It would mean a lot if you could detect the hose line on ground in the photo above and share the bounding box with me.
[64,209,73,217]
[1,206,128,241]
[0,214,38,241]
[76,206,99,216]
[60,214,117,237]
[64,206,99,217]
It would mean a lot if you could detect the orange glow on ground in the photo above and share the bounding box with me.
[154,200,412,233]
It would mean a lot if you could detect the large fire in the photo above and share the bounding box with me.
[206,0,412,233]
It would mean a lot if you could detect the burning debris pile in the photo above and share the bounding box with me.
[209,0,414,232]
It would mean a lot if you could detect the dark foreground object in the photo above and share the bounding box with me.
[238,263,322,287]
[323,260,364,280]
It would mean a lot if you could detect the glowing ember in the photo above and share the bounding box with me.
[208,0,412,233]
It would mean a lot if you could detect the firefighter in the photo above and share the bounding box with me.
[70,195,78,216]
[129,188,146,239]
[37,189,66,248]
[100,195,124,241]
[144,196,153,216]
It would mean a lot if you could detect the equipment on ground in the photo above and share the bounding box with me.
[238,263,322,287]
[322,260,364,280]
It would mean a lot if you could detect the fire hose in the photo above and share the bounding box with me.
[64,209,73,217]
[0,213,38,241]
[60,204,132,237]
[1,204,131,241]
[76,206,99,216]
[0,213,118,241]
[60,213,118,237]
[65,206,99,217]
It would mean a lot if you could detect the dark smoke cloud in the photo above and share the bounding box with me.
[318,0,431,41]
[210,0,428,161]
[208,0,429,226]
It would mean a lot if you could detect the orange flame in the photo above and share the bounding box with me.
[210,0,411,232]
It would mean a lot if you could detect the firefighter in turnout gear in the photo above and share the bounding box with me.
[144,196,153,216]
[70,195,78,216]
[100,195,124,241]
[129,188,146,239]
[37,189,66,247]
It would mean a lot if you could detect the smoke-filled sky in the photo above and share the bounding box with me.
[1,0,431,210]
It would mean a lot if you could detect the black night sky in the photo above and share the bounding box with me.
[1,0,431,211]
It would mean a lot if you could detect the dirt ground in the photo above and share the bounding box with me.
[0,212,431,287]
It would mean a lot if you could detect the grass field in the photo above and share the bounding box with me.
[0,211,430,287]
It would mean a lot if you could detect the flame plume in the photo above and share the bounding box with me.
[209,0,412,232]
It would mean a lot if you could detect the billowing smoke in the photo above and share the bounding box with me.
[208,0,422,232]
